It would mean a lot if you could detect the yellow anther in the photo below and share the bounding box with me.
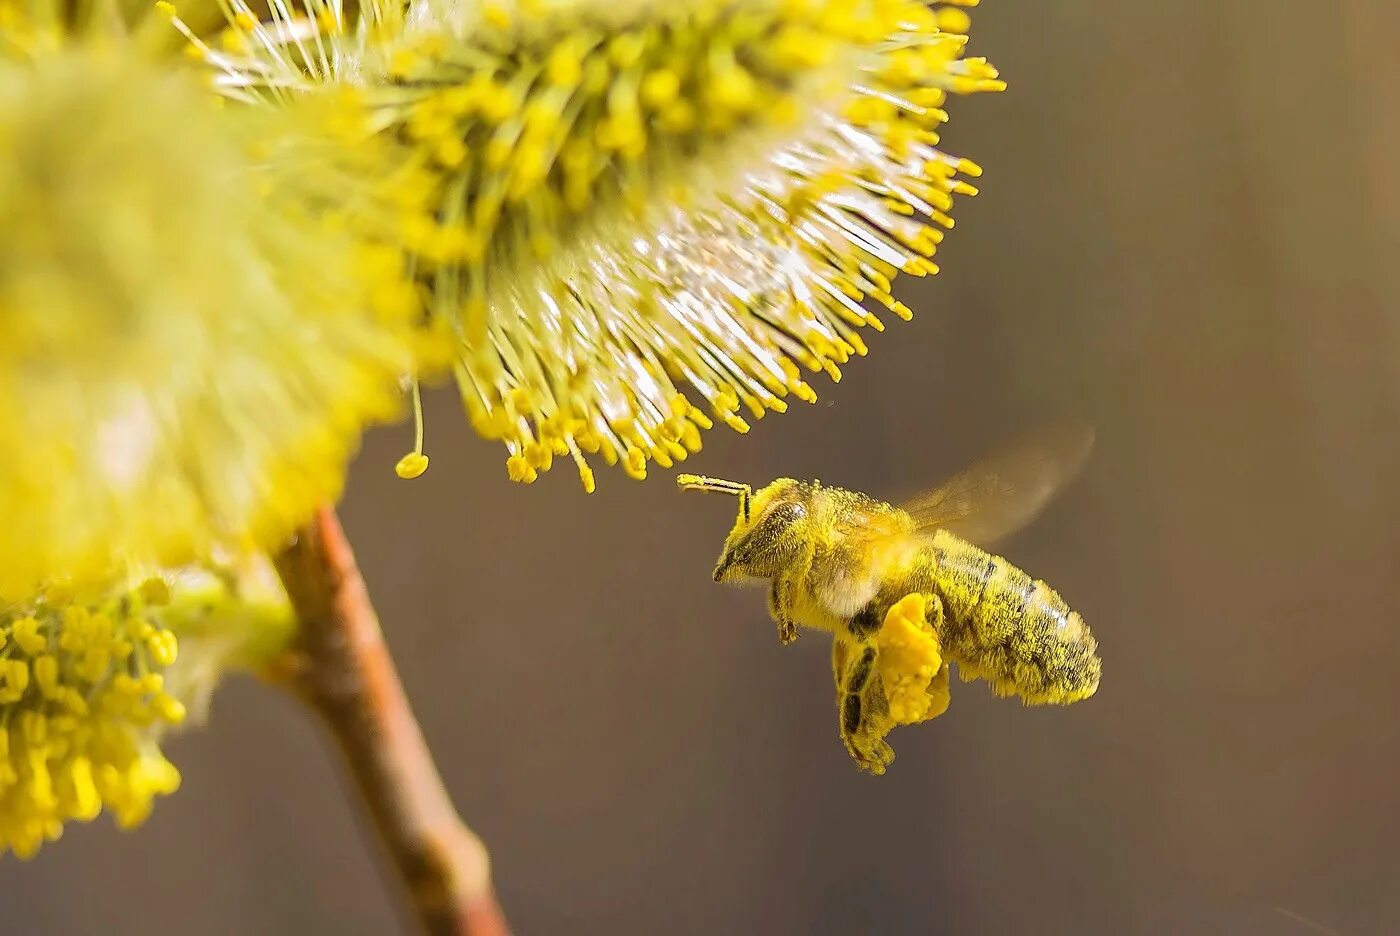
[33,656,60,698]
[506,455,538,484]
[153,695,188,725]
[396,453,430,479]
[63,758,102,821]
[12,617,46,656]
[640,69,682,108]
[146,630,179,668]
[608,32,646,68]
[722,412,752,433]
[546,41,586,87]
[436,135,468,169]
[658,100,698,133]
[0,659,29,704]
[623,446,648,480]
[708,66,758,113]
[679,422,703,452]
[59,688,88,717]
[524,441,553,471]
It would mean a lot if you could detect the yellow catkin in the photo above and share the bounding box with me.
[0,562,296,859]
[181,0,1003,489]
[0,580,186,858]
[0,21,417,592]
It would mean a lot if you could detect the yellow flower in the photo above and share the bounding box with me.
[0,22,417,594]
[180,0,1002,489]
[0,567,294,859]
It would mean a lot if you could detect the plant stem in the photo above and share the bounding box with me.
[273,506,509,936]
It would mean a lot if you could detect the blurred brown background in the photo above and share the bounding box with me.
[6,1,1400,933]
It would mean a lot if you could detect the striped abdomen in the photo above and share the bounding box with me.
[917,530,1100,704]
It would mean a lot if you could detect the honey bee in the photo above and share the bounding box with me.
[677,425,1102,775]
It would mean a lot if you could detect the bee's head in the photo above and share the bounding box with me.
[678,475,810,583]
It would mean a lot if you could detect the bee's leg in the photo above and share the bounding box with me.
[854,592,954,726]
[834,640,895,775]
[848,600,887,640]
[915,593,952,723]
[769,575,798,646]
[849,588,945,641]
[831,636,852,692]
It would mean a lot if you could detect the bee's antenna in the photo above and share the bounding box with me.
[677,474,752,523]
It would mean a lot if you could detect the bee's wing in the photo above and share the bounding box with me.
[860,424,1095,549]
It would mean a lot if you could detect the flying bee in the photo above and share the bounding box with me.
[677,425,1102,775]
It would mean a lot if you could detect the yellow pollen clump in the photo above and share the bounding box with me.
[876,594,951,725]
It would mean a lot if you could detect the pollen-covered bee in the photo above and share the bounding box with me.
[678,426,1102,775]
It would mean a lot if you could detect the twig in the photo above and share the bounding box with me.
[273,507,510,936]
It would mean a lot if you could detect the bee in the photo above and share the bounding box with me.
[677,425,1102,775]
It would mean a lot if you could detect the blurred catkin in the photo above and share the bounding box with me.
[0,2,419,593]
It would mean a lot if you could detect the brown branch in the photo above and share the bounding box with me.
[273,507,509,936]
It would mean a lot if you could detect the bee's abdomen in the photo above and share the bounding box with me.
[926,532,1100,705]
